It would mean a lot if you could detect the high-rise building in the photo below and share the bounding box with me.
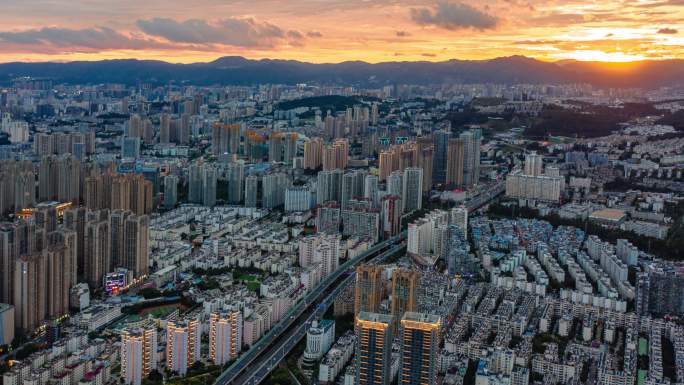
[202,165,217,207]
[446,224,474,276]
[164,175,178,209]
[355,265,383,314]
[505,153,564,203]
[262,173,288,209]
[1,221,42,305]
[342,200,380,242]
[33,203,58,233]
[525,152,544,177]
[446,138,465,187]
[283,133,298,164]
[317,169,343,204]
[166,318,201,376]
[399,312,441,385]
[159,113,171,144]
[244,174,259,208]
[416,137,434,192]
[268,132,284,162]
[378,150,394,182]
[299,235,320,268]
[85,213,111,289]
[178,113,191,145]
[0,161,35,215]
[342,170,366,209]
[63,206,87,280]
[636,264,684,317]
[303,319,335,362]
[322,139,348,170]
[355,312,393,385]
[142,118,154,144]
[0,304,14,347]
[212,124,241,155]
[121,327,158,385]
[121,137,141,159]
[227,162,245,205]
[391,269,418,331]
[316,201,341,234]
[380,195,402,239]
[304,138,324,170]
[45,231,75,318]
[324,114,335,138]
[13,254,46,331]
[209,310,243,365]
[110,175,131,212]
[316,234,341,278]
[432,130,451,185]
[299,234,338,280]
[109,209,129,269]
[460,130,481,189]
[0,225,14,302]
[285,187,312,212]
[377,141,422,182]
[364,175,379,208]
[85,172,152,215]
[406,210,450,257]
[188,163,203,204]
[244,130,266,160]
[402,167,423,213]
[450,206,468,239]
[38,154,81,204]
[387,170,403,198]
[123,214,150,278]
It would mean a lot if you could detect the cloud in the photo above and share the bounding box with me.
[136,17,290,48]
[527,13,587,26]
[395,30,411,37]
[421,53,437,57]
[514,39,563,45]
[635,0,684,7]
[306,31,323,38]
[658,27,678,34]
[0,26,166,52]
[410,1,498,30]
[287,30,304,39]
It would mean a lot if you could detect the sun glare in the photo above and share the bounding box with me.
[551,50,646,63]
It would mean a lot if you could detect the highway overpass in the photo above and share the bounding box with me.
[213,233,407,385]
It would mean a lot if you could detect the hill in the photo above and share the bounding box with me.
[0,56,683,88]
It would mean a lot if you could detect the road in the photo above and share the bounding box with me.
[213,234,406,385]
[466,180,505,213]
[235,243,405,385]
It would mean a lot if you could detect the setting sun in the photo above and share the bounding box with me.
[552,50,647,63]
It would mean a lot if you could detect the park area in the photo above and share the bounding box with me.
[234,272,261,292]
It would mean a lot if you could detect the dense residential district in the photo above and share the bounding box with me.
[0,81,684,385]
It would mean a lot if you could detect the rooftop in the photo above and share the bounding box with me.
[589,208,627,221]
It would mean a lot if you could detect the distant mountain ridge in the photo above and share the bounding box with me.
[1,55,683,88]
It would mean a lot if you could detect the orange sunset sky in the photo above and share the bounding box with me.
[1,0,683,63]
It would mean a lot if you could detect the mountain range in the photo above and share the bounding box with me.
[1,55,683,89]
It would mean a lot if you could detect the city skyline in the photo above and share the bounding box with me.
[0,9,684,383]
[0,0,683,64]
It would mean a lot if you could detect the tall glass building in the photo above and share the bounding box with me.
[355,312,393,385]
[399,312,441,385]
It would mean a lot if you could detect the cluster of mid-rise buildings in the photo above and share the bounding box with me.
[0,75,683,385]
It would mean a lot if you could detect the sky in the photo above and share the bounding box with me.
[0,0,683,63]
